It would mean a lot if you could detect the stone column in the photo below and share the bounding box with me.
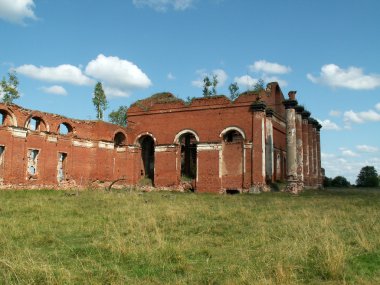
[265,108,274,184]
[301,110,310,187]
[316,123,322,188]
[283,91,301,194]
[250,100,269,193]
[308,118,315,187]
[295,105,304,189]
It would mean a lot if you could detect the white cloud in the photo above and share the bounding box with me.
[0,0,36,24]
[191,69,228,88]
[356,145,379,153]
[307,64,380,90]
[85,54,151,95]
[167,72,175,80]
[339,147,359,157]
[249,60,291,74]
[317,119,341,131]
[40,85,67,96]
[234,75,259,90]
[375,103,380,111]
[329,110,341,117]
[15,64,94,86]
[212,69,228,86]
[344,109,380,125]
[263,75,287,87]
[132,0,194,11]
[103,86,130,98]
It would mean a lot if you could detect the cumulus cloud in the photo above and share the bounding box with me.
[307,64,380,90]
[356,145,379,153]
[85,54,151,94]
[317,119,341,131]
[15,54,152,98]
[0,0,36,24]
[376,103,380,111]
[249,60,291,74]
[191,69,228,88]
[234,75,259,90]
[344,109,380,125]
[15,64,94,86]
[132,0,194,11]
[40,85,67,96]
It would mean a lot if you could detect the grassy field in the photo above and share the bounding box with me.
[0,188,379,284]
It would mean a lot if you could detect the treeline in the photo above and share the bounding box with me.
[324,166,379,188]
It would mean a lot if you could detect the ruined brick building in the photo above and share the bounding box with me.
[0,82,322,193]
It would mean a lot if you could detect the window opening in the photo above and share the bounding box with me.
[57,152,67,182]
[27,149,39,176]
[180,133,197,180]
[114,132,126,147]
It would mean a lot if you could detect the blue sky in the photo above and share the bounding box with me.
[1,0,379,183]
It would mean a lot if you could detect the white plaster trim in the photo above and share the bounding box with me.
[219,126,246,140]
[134,132,157,145]
[72,140,94,148]
[244,143,252,149]
[197,143,222,151]
[11,128,27,138]
[155,145,177,152]
[116,147,126,152]
[174,129,200,144]
[98,141,114,150]
[47,136,57,143]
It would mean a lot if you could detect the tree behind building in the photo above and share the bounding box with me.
[92,82,108,120]
[1,71,19,104]
[109,106,128,127]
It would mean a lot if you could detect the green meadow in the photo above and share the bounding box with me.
[0,188,379,284]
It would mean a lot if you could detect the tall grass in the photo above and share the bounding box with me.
[0,188,379,284]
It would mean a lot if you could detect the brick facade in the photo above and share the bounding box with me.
[0,82,322,193]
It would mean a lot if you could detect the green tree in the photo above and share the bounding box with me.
[202,76,212,97]
[356,166,379,187]
[211,74,218,95]
[252,79,265,92]
[228,82,239,100]
[331,176,350,187]
[108,106,128,127]
[1,71,20,104]
[92,82,108,120]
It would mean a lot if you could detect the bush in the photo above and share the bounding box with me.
[331,176,350,187]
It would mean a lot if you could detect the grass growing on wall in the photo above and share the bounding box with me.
[0,188,379,284]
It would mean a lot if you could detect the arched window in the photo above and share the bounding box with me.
[27,116,47,132]
[58,122,73,135]
[138,135,155,183]
[223,130,244,143]
[0,109,15,126]
[178,132,198,180]
[114,132,126,147]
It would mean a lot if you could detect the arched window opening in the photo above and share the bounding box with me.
[179,133,197,180]
[58,123,73,135]
[27,116,46,132]
[223,130,244,143]
[139,135,155,183]
[114,132,126,147]
[0,110,12,126]
[0,112,4,125]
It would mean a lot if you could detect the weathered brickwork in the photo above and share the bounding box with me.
[0,82,322,193]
